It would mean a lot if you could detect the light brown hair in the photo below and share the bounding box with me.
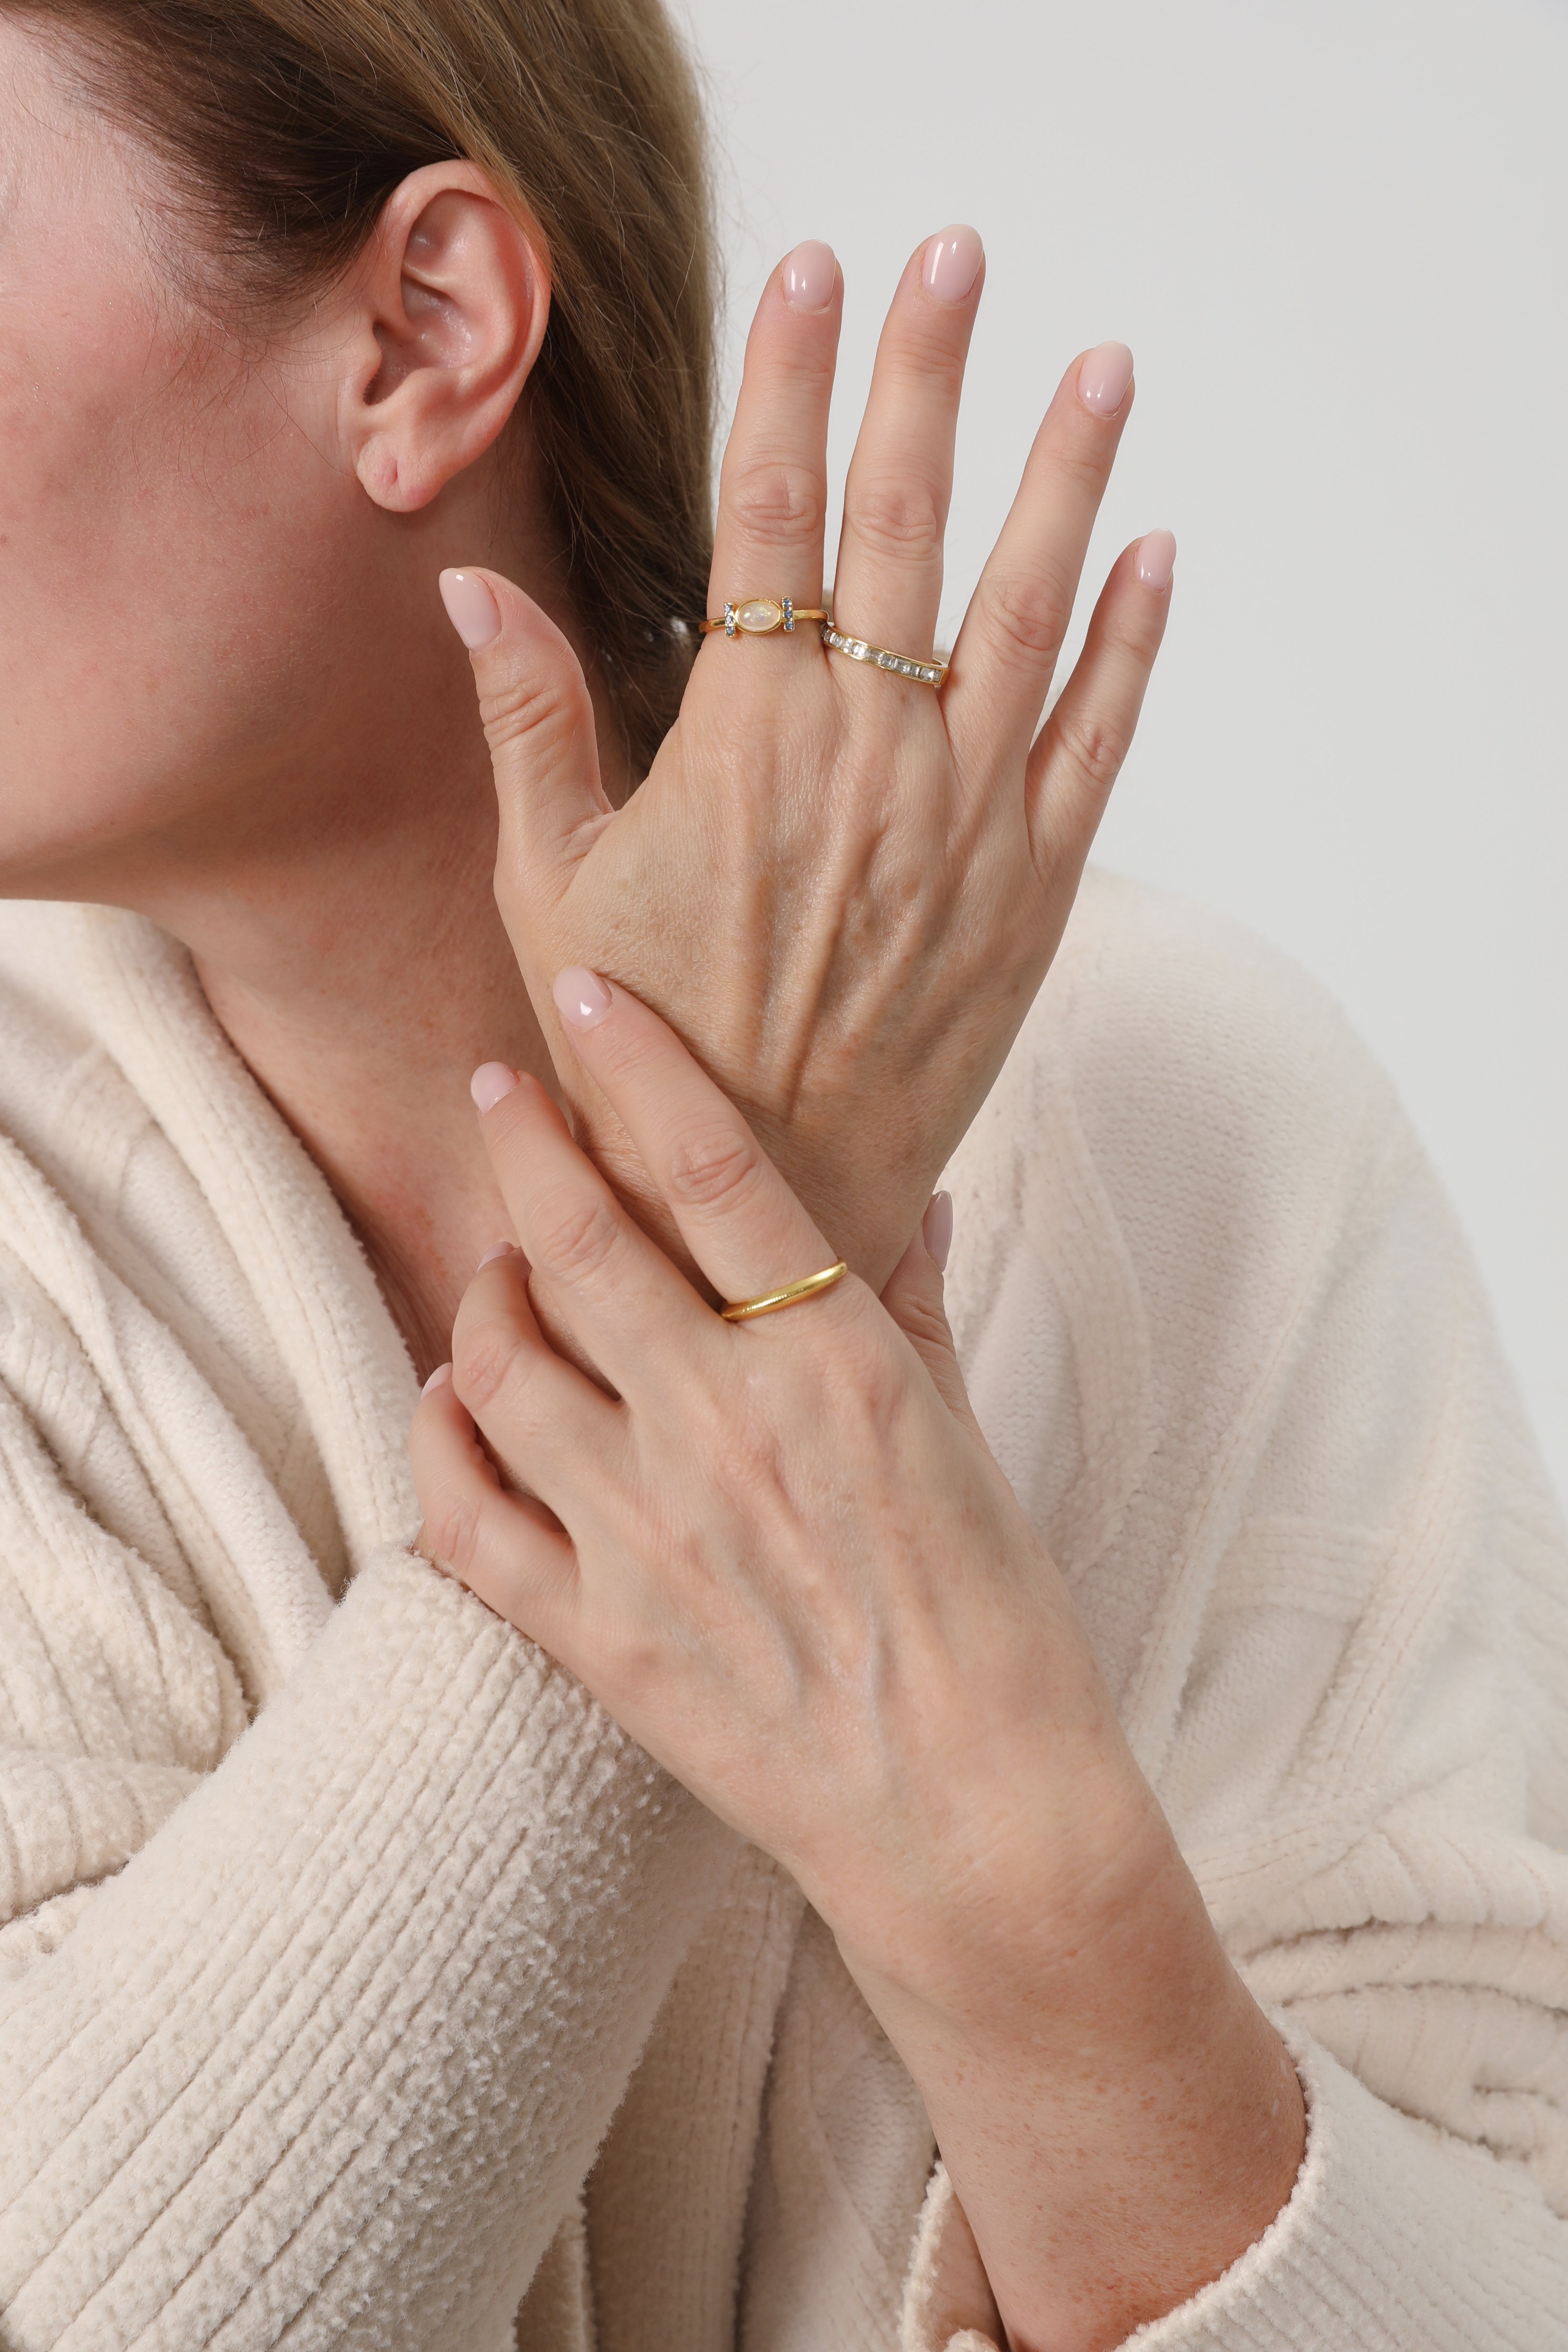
[15,0,716,771]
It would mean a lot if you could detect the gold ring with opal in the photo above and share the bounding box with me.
[699,596,831,639]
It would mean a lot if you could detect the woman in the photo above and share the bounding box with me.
[0,3,1561,2348]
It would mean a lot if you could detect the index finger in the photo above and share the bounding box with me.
[547,967,846,1315]
[705,242,841,637]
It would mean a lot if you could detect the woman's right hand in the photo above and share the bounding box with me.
[442,228,1173,1292]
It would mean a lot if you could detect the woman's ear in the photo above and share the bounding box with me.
[345,161,550,515]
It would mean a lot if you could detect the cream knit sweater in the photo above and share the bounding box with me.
[0,870,1564,2352]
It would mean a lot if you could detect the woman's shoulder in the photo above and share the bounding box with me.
[952,864,1413,1289]
[0,899,109,1119]
[941,867,1493,1709]
[1039,864,1398,1167]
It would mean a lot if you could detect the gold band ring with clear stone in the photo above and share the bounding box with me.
[698,595,830,638]
[819,622,948,688]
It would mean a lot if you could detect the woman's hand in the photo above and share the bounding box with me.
[440,230,1173,1292]
[410,975,1305,2352]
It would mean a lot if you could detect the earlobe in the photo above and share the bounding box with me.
[348,162,550,516]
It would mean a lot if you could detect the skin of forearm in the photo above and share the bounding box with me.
[417,994,1305,2348]
[836,1806,1307,2352]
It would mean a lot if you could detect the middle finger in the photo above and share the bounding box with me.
[829,224,985,668]
[473,1066,721,1401]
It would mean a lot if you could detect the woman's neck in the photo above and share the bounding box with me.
[154,602,625,1383]
[191,776,548,1383]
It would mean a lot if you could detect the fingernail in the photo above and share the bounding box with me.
[439,568,502,650]
[782,239,837,312]
[1077,341,1135,417]
[477,1242,513,1270]
[471,1061,520,1112]
[1136,529,1178,591]
[922,1190,954,1273]
[552,966,613,1030]
[922,224,984,306]
[422,1361,453,1396]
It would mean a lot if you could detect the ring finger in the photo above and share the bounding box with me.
[829,224,985,667]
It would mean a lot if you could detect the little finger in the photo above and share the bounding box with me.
[1025,531,1175,875]
[410,1363,577,1649]
[879,1194,983,1437]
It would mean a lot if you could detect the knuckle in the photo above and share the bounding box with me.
[724,456,827,545]
[527,1183,624,1289]
[664,1122,766,1216]
[1057,707,1130,800]
[885,336,967,404]
[845,471,946,566]
[1103,592,1166,667]
[452,1313,534,1420]
[426,1484,485,1583]
[891,1289,954,1358]
[479,671,586,766]
[1042,430,1112,500]
[984,566,1071,670]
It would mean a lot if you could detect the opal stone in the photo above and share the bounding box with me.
[736,597,783,633]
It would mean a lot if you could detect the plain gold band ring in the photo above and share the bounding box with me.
[720,1259,849,1321]
[820,622,948,689]
[699,596,831,639]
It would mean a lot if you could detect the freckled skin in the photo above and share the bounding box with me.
[415,986,1308,2352]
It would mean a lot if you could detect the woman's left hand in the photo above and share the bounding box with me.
[410,971,1305,2352]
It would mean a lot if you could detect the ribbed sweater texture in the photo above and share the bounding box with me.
[0,870,1563,2349]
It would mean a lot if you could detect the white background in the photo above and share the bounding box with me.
[681,0,1568,1506]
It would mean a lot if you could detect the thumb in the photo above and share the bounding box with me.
[880,1193,979,1433]
[438,566,613,919]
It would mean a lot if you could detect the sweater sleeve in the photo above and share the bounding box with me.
[901,2015,1568,2352]
[899,884,1568,2351]
[0,1501,736,2348]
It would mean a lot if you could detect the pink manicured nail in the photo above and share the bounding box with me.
[782,239,837,312]
[922,1190,954,1273]
[438,569,502,650]
[422,1362,453,1396]
[471,1061,520,1113]
[477,1242,513,1270]
[922,225,984,306]
[1077,341,1134,417]
[552,967,613,1030]
[1136,530,1178,591]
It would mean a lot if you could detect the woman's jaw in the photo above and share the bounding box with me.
[0,15,639,1370]
[0,17,627,952]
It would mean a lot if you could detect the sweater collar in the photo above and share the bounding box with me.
[67,901,423,1577]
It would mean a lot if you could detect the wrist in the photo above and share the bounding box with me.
[839,1815,1306,2352]
[826,1717,1170,2044]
